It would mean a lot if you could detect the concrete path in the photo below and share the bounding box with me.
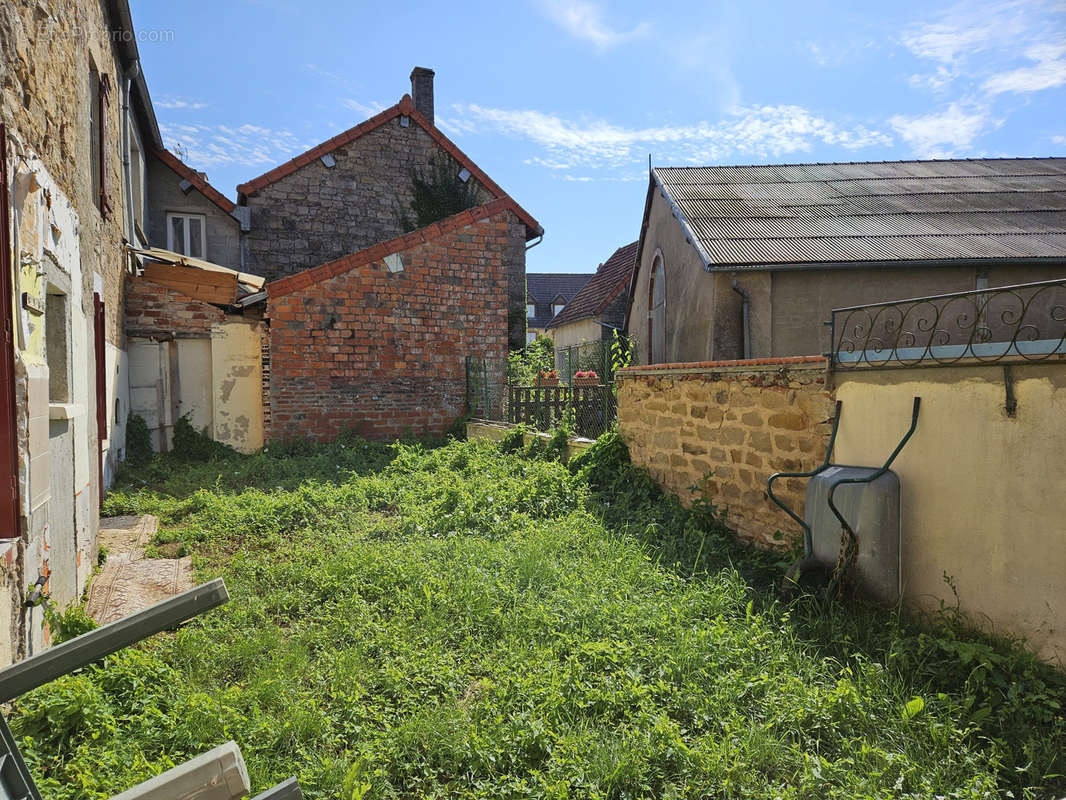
[86,515,196,625]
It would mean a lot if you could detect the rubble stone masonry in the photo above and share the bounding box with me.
[616,357,834,548]
[266,208,515,442]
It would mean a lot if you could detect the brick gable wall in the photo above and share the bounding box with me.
[266,211,512,442]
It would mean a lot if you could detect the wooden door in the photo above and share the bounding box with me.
[0,124,20,538]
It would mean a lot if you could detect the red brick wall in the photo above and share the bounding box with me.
[266,211,512,441]
[124,277,226,337]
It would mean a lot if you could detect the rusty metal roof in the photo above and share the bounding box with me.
[652,158,1066,269]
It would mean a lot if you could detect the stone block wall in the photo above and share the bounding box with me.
[266,206,515,442]
[616,357,834,547]
[243,119,494,282]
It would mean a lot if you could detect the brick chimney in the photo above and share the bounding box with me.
[410,66,435,126]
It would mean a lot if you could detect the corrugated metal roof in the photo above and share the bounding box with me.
[653,158,1066,267]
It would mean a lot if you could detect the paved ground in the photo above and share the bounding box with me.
[86,515,196,625]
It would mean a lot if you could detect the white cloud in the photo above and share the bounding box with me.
[341,98,387,118]
[537,0,649,51]
[902,1,1066,95]
[901,20,1003,65]
[982,41,1066,94]
[888,103,996,158]
[453,103,891,170]
[1053,134,1066,145]
[907,65,957,92]
[160,122,315,169]
[156,98,207,110]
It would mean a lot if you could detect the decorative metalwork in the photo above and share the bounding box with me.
[830,278,1066,369]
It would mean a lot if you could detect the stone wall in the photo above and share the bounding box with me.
[616,357,834,547]
[266,205,514,442]
[243,118,494,282]
[1,0,136,663]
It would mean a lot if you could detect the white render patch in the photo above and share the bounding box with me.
[384,253,404,273]
[320,153,336,168]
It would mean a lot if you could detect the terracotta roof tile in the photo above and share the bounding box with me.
[155,149,236,215]
[547,241,638,329]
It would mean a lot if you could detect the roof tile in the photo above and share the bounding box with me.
[547,242,639,329]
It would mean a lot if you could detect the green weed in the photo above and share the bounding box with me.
[11,432,1065,799]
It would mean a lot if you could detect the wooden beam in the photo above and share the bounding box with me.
[251,778,303,800]
[143,263,239,305]
[0,579,228,703]
[109,741,249,800]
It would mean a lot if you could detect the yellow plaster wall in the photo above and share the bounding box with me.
[834,363,1066,665]
[210,321,265,453]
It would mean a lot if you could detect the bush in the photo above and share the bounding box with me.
[124,414,153,467]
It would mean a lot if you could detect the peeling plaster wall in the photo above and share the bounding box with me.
[4,148,94,660]
[210,321,264,453]
[2,0,137,663]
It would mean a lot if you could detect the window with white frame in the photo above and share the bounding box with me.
[166,212,207,259]
[527,303,536,318]
[526,331,537,345]
[552,303,565,316]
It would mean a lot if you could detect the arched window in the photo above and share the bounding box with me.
[648,253,666,363]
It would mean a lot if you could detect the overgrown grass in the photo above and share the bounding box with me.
[11,431,1065,799]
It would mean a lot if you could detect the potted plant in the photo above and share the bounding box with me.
[573,370,599,386]
[536,370,559,387]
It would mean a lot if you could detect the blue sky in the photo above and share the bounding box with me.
[133,0,1066,274]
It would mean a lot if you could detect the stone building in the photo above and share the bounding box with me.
[146,148,244,272]
[627,160,1066,365]
[0,0,161,662]
[236,68,541,350]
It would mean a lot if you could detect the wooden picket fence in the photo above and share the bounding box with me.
[507,384,616,439]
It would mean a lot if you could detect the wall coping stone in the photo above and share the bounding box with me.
[619,355,827,377]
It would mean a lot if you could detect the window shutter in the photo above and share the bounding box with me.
[0,125,22,537]
[93,293,107,440]
[98,74,112,219]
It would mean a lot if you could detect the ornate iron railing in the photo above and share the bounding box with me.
[829,278,1066,369]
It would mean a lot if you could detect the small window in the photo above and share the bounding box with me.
[552,303,565,317]
[526,303,536,319]
[526,331,537,345]
[649,254,666,364]
[166,212,207,259]
[46,291,71,403]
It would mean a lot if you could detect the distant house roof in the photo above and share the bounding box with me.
[155,149,236,215]
[547,241,638,329]
[647,158,1066,270]
[526,273,592,329]
[235,94,542,240]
